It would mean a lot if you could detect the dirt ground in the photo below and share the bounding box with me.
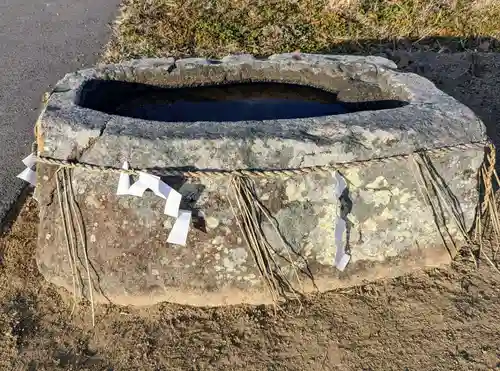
[2,52,500,370]
[1,199,499,371]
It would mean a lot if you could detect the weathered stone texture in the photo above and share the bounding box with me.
[35,54,487,306]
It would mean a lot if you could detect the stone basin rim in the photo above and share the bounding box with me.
[39,54,488,170]
[67,56,408,123]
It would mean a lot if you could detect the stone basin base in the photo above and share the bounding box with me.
[35,54,487,306]
[43,232,451,307]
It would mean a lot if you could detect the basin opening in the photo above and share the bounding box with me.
[77,80,408,122]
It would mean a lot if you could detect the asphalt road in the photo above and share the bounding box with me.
[0,0,121,222]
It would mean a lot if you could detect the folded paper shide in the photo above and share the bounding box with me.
[333,171,350,271]
[115,161,192,246]
[16,155,192,247]
[17,153,37,186]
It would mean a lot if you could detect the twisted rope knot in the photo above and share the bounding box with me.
[482,143,497,213]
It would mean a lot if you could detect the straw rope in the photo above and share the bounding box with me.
[55,168,96,326]
[35,141,488,179]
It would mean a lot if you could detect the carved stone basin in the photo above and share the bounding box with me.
[35,54,487,306]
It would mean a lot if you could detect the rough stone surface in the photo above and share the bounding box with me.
[35,54,488,306]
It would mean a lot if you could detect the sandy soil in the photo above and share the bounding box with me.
[1,53,500,370]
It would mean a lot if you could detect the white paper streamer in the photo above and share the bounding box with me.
[164,191,182,218]
[117,165,182,218]
[22,153,37,168]
[116,161,131,195]
[17,167,37,186]
[334,171,351,271]
[167,210,192,246]
[116,161,188,245]
[17,153,37,186]
[126,172,161,197]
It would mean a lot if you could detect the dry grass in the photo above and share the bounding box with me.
[103,0,500,63]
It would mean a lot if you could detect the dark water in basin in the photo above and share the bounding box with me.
[78,80,407,122]
[123,99,348,122]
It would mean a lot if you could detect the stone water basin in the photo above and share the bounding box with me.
[35,54,487,306]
